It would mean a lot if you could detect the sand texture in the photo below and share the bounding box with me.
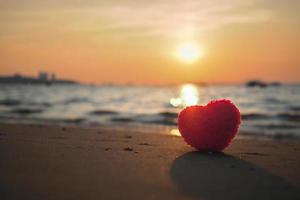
[0,123,299,200]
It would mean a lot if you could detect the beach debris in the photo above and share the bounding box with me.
[49,136,67,140]
[249,167,255,171]
[242,152,267,156]
[124,135,132,139]
[61,127,66,131]
[123,147,133,151]
[224,163,236,168]
[139,142,150,146]
[105,147,112,151]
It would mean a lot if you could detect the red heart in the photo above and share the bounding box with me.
[178,99,241,151]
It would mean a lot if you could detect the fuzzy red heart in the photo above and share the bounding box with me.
[178,99,241,151]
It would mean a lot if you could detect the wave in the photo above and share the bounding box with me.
[159,111,178,118]
[288,106,300,112]
[10,108,44,115]
[63,97,91,104]
[90,110,119,115]
[278,113,300,122]
[264,97,283,104]
[0,99,21,106]
[255,124,300,130]
[0,99,51,107]
[111,117,133,122]
[61,118,85,124]
[242,113,300,122]
[135,113,177,125]
[144,119,177,126]
[109,113,178,125]
[26,102,52,107]
[242,113,269,120]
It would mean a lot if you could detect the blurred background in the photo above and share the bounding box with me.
[0,83,299,139]
[0,0,299,139]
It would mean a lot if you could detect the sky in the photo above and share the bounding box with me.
[0,0,299,84]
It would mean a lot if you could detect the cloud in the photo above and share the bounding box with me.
[93,0,272,38]
[0,0,273,39]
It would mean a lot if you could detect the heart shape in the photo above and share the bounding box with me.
[178,99,241,151]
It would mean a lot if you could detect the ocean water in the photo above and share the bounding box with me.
[0,83,299,138]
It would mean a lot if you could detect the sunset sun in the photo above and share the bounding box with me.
[176,43,202,64]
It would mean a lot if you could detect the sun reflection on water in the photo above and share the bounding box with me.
[170,129,181,137]
[170,84,199,107]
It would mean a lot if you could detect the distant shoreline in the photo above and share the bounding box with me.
[1,74,300,86]
[0,74,78,85]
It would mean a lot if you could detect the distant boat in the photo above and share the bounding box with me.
[245,80,268,88]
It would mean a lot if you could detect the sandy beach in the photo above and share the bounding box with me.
[0,122,299,200]
[1,0,299,199]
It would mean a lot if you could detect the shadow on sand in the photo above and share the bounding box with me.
[170,151,300,200]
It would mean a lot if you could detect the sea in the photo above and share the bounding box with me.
[0,83,299,139]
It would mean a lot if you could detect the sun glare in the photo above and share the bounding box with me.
[170,129,181,137]
[170,84,199,107]
[176,43,202,63]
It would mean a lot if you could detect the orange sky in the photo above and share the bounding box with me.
[0,0,299,84]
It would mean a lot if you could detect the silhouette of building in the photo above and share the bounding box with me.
[0,72,77,84]
[51,73,56,82]
[38,72,48,81]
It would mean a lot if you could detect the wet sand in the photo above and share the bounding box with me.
[0,122,299,200]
